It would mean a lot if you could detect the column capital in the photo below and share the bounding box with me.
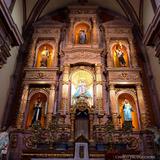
[63,63,70,68]
[92,17,97,23]
[63,64,70,72]
[50,84,56,90]
[136,84,143,89]
[70,18,74,24]
[95,63,102,67]
[22,84,29,90]
[109,84,115,90]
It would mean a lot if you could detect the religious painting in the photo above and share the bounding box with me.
[118,93,139,130]
[26,93,47,128]
[74,23,91,44]
[35,44,54,67]
[71,70,93,106]
[112,43,129,67]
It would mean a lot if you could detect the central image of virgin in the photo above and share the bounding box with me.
[73,80,91,98]
[71,70,93,106]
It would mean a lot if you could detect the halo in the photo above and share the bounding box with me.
[71,70,93,87]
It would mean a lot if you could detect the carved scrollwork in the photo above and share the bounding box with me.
[127,136,139,150]
[62,48,104,64]
[25,70,56,81]
[10,135,18,148]
[24,116,71,149]
[24,136,36,149]
[108,70,141,83]
[74,97,90,112]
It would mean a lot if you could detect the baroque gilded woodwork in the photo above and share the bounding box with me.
[9,3,158,159]
[24,68,57,83]
[108,68,141,84]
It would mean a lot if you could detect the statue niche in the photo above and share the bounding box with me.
[112,43,129,67]
[71,69,93,107]
[35,44,54,67]
[26,93,47,128]
[74,23,91,45]
[118,93,139,130]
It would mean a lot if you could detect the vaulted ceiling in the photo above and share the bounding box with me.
[25,0,142,20]
[23,0,151,38]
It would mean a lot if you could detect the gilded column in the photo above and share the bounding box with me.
[106,38,113,67]
[89,114,94,142]
[70,113,75,141]
[16,85,29,129]
[52,42,58,67]
[92,17,98,48]
[46,84,56,127]
[61,64,70,114]
[129,39,138,67]
[27,38,37,67]
[67,18,74,47]
[95,64,104,114]
[109,84,118,130]
[136,84,148,129]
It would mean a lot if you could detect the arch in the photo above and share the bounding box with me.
[28,89,49,101]
[116,91,140,130]
[111,42,130,67]
[74,22,91,44]
[26,92,48,128]
[69,67,95,81]
[35,43,54,67]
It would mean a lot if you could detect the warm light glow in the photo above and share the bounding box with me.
[71,70,93,105]
[112,43,129,67]
[26,93,47,128]
[36,44,54,67]
[118,93,139,130]
[74,23,91,44]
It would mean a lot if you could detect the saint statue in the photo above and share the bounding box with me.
[40,46,50,67]
[31,97,43,125]
[115,47,126,67]
[79,30,86,44]
[73,80,91,98]
[123,99,133,121]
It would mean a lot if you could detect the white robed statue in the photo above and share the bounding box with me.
[123,99,133,121]
[79,30,86,44]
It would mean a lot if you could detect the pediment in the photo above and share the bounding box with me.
[62,47,104,65]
